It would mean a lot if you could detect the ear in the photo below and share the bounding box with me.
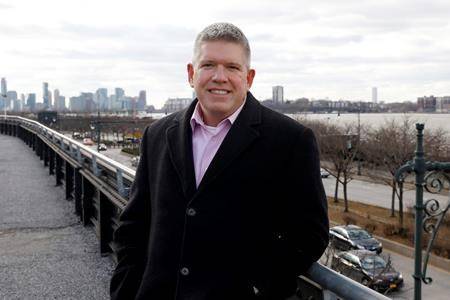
[187,63,194,88]
[246,68,256,89]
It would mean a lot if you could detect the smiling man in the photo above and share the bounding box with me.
[110,23,329,300]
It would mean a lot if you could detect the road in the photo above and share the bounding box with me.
[322,176,448,211]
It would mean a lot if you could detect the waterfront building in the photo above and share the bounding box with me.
[137,90,146,111]
[27,93,36,111]
[417,95,437,112]
[436,96,450,113]
[43,82,51,108]
[95,88,108,111]
[272,85,284,104]
[372,87,378,104]
[163,98,192,113]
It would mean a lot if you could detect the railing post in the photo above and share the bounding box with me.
[116,169,126,197]
[43,144,49,167]
[49,148,55,175]
[55,154,63,186]
[92,156,100,176]
[99,192,113,256]
[65,163,74,200]
[74,168,82,216]
[82,176,94,226]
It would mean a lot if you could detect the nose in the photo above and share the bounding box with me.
[212,65,227,83]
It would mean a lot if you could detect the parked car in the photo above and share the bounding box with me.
[131,156,140,167]
[320,168,330,178]
[329,225,382,253]
[82,138,94,146]
[331,250,403,292]
[98,143,107,151]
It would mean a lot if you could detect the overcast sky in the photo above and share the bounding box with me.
[1,0,449,108]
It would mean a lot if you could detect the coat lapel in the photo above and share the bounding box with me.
[195,93,262,195]
[166,101,197,200]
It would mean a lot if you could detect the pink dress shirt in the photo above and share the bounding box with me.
[190,101,245,187]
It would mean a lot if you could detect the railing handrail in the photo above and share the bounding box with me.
[307,262,391,300]
[5,116,136,179]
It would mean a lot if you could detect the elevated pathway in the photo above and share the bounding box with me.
[0,134,113,299]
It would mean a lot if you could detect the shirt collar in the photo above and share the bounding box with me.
[190,96,246,132]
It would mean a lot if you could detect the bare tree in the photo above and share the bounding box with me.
[318,123,360,212]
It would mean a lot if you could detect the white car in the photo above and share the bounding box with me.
[320,168,330,178]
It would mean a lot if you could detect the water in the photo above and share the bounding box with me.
[291,113,450,133]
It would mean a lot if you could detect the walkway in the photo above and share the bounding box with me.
[0,135,114,299]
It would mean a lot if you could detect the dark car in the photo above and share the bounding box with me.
[331,250,403,292]
[329,225,382,253]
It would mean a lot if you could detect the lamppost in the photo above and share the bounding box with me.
[357,101,361,175]
[395,124,450,300]
[90,110,101,152]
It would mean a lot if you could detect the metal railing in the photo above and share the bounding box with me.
[1,115,390,300]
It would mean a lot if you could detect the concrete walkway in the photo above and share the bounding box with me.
[0,135,114,299]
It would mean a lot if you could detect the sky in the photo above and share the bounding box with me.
[1,0,449,108]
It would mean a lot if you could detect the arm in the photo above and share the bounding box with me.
[110,127,151,300]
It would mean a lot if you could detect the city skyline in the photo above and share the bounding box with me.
[1,0,450,107]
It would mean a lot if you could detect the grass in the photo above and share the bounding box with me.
[328,197,450,259]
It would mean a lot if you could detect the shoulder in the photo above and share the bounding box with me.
[259,104,311,137]
[143,109,186,138]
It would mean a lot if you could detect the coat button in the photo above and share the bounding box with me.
[186,208,196,216]
[180,267,190,276]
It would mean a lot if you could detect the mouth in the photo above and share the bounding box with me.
[208,89,230,95]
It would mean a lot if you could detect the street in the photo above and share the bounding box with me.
[322,176,448,211]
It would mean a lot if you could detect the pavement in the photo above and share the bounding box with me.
[0,134,114,299]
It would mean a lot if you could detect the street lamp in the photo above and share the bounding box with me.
[90,119,101,152]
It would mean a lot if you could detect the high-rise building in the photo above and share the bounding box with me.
[1,78,6,96]
[137,90,147,111]
[272,85,284,104]
[54,89,66,111]
[7,91,17,110]
[95,88,108,110]
[1,78,7,110]
[27,93,36,111]
[372,87,378,104]
[43,82,50,108]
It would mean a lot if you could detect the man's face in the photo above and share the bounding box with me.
[187,41,255,126]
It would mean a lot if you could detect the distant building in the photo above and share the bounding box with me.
[137,90,147,111]
[1,78,7,110]
[1,78,6,95]
[54,89,66,111]
[272,86,284,104]
[43,82,50,108]
[417,95,437,112]
[436,96,450,113]
[70,92,94,112]
[372,87,378,104]
[95,88,108,111]
[27,93,36,111]
[163,98,192,113]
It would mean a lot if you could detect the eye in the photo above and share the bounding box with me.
[201,62,214,68]
[228,65,240,70]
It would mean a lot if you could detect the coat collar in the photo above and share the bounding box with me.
[166,92,262,200]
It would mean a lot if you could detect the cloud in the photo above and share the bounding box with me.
[307,35,363,46]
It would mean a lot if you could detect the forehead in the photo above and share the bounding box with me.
[196,41,247,64]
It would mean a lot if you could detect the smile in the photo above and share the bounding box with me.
[208,89,230,95]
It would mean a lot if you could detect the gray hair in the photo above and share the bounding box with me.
[193,22,251,68]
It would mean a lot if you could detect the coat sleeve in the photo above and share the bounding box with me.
[285,127,329,274]
[110,127,151,300]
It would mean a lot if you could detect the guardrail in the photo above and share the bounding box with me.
[0,115,390,300]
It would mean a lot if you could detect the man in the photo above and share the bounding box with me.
[110,23,328,300]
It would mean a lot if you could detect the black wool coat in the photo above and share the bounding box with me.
[110,92,329,300]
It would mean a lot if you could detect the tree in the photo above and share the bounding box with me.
[318,123,360,212]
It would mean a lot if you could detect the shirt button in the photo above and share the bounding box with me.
[180,267,190,276]
[187,208,196,216]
